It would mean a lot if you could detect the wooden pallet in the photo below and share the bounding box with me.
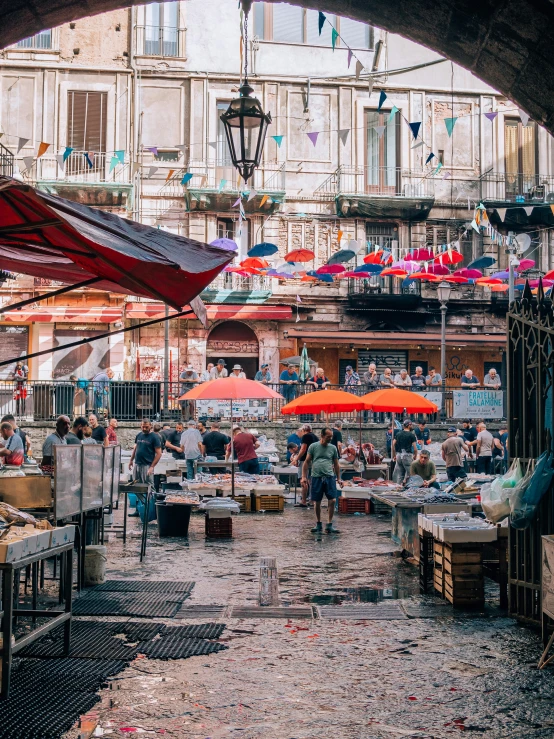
[254,495,285,512]
[231,495,252,513]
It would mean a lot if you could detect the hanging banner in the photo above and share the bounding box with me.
[452,390,504,419]
[195,398,269,420]
[420,391,443,411]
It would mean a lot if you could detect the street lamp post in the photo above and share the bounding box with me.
[436,281,452,421]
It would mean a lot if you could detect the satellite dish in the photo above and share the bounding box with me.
[514,233,532,253]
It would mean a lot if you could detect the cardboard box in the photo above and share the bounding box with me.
[50,525,76,548]
[0,538,24,563]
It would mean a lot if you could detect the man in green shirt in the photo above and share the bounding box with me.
[409,449,440,489]
[302,427,342,534]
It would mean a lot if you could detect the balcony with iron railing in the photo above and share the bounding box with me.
[347,275,422,306]
[201,272,272,300]
[481,172,554,204]
[135,25,185,58]
[0,142,14,178]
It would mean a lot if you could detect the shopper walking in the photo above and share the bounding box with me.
[475,422,494,474]
[302,427,342,534]
[392,419,418,484]
[106,417,118,445]
[441,427,469,481]
[180,419,204,479]
[292,423,318,507]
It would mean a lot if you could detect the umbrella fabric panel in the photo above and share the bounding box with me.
[281,389,369,415]
[361,388,438,413]
[179,377,284,401]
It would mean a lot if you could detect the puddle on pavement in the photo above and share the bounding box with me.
[300,586,414,605]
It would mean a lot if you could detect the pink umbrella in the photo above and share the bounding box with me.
[518,258,535,271]
[405,248,434,262]
[392,260,420,273]
[427,264,450,276]
[454,268,483,279]
[317,264,346,275]
[528,279,554,288]
[341,271,372,278]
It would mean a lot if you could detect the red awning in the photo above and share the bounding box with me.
[125,302,293,321]
[286,329,506,347]
[2,306,123,323]
[0,178,233,314]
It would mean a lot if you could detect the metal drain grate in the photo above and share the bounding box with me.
[73,591,188,618]
[92,580,195,594]
[317,604,408,620]
[19,625,140,660]
[161,623,225,640]
[230,606,314,619]
[174,605,226,619]
[139,636,227,660]
[108,621,164,641]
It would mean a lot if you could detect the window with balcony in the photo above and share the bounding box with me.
[16,30,52,49]
[365,109,400,194]
[253,2,372,48]
[67,91,107,175]
[504,118,538,199]
[142,1,180,57]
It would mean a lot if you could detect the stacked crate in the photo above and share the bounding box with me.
[434,541,484,608]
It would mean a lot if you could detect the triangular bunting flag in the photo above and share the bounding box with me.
[114,150,125,164]
[443,171,451,180]
[484,112,498,122]
[17,137,29,153]
[524,206,534,216]
[374,126,385,139]
[425,152,435,165]
[131,162,140,176]
[444,117,457,137]
[519,109,530,126]
[232,197,242,207]
[109,156,119,174]
[37,142,50,158]
[181,172,193,185]
[260,194,269,207]
[165,169,175,182]
[377,90,387,111]
[411,141,424,149]
[337,229,343,244]
[471,219,480,233]
[388,106,399,122]
[84,152,94,169]
[307,132,319,147]
[63,146,73,162]
[318,11,326,35]
[247,189,258,202]
[433,162,443,175]
[147,166,158,178]
[355,60,363,81]
[408,122,421,140]
[347,49,353,68]
[338,129,350,146]
[22,156,34,171]
[147,147,158,156]
[55,154,65,171]
[272,135,284,147]
[331,28,339,50]
[218,179,227,192]
[208,141,217,149]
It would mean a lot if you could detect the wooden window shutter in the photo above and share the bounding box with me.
[67,91,107,152]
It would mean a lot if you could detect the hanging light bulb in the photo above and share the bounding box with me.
[220,0,272,183]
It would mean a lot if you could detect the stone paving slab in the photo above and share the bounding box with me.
[318,603,408,620]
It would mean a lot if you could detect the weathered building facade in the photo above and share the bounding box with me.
[0,0,553,389]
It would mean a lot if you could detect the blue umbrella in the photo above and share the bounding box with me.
[354,263,383,274]
[248,242,278,257]
[468,256,496,269]
[328,249,356,265]
[307,271,334,283]
[210,238,238,252]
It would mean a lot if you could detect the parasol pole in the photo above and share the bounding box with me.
[231,398,235,498]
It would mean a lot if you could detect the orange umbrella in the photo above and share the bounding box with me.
[405,272,441,281]
[285,249,315,263]
[361,388,438,413]
[301,274,318,282]
[475,277,502,285]
[241,257,268,269]
[491,284,509,292]
[281,389,370,415]
[178,377,282,401]
[363,251,384,264]
[444,275,469,284]
[381,268,407,277]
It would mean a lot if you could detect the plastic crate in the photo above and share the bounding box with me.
[338,497,371,515]
[232,495,252,513]
[205,515,233,539]
[254,495,285,512]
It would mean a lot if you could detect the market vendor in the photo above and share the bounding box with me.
[410,450,440,489]
[0,421,24,466]
[414,421,432,446]
[41,415,70,473]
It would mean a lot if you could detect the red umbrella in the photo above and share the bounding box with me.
[444,275,469,284]
[241,257,268,269]
[427,264,450,276]
[363,251,384,264]
[317,264,346,274]
[406,248,434,261]
[434,251,464,266]
[455,268,483,279]
[406,272,441,281]
[381,268,407,277]
[0,177,232,311]
[476,277,503,285]
[285,249,315,263]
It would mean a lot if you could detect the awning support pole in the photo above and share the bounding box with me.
[0,278,101,316]
[0,309,196,368]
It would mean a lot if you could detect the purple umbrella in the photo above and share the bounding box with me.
[491,271,512,280]
[210,237,238,251]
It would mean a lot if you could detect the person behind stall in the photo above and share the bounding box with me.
[411,366,426,389]
[165,422,185,460]
[441,427,469,481]
[292,423,318,507]
[410,449,440,489]
[475,422,494,474]
[65,416,88,445]
[82,426,97,445]
[231,364,246,379]
[106,417,119,445]
[228,425,260,474]
[128,419,162,500]
[179,419,204,479]
[461,419,478,458]
[88,414,108,447]
[200,363,214,382]
[331,420,344,455]
[41,415,70,473]
[202,421,230,473]
[254,364,272,384]
[303,427,342,535]
[287,441,299,463]
[287,426,303,462]
[1,414,30,459]
[391,420,418,484]
[210,359,228,379]
[414,420,431,447]
[0,421,24,466]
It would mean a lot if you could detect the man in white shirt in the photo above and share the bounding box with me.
[231,364,246,379]
[209,359,228,379]
[476,422,494,474]
[180,420,204,479]
[393,369,412,388]
[483,368,501,389]
[200,363,214,382]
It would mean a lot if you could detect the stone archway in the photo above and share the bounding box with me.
[1,1,554,133]
[207,320,260,379]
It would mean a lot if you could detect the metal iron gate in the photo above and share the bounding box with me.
[508,282,554,624]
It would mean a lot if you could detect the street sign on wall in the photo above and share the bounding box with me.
[452,390,504,419]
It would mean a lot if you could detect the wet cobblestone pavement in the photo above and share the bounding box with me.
[64,507,554,739]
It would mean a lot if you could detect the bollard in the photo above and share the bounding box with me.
[259,556,279,606]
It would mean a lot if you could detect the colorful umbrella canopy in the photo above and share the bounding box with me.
[455,268,483,279]
[528,279,554,288]
[467,256,496,269]
[427,264,450,276]
[518,258,536,271]
[476,277,503,285]
[317,264,346,275]
[392,260,420,273]
[354,263,383,274]
[405,248,434,261]
[406,272,441,281]
[364,251,384,264]
[178,377,283,402]
[491,284,509,292]
[0,178,233,312]
[225,267,252,277]
[316,273,335,283]
[301,275,318,282]
[361,388,438,413]
[341,271,372,278]
[210,237,238,252]
[285,249,315,263]
[248,242,278,257]
[381,268,408,277]
[241,257,268,269]
[328,249,356,265]
[281,389,370,415]
[444,275,469,284]
[434,251,464,266]
[266,269,293,279]
[491,271,511,280]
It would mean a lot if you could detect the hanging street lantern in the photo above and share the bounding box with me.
[220,2,271,183]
